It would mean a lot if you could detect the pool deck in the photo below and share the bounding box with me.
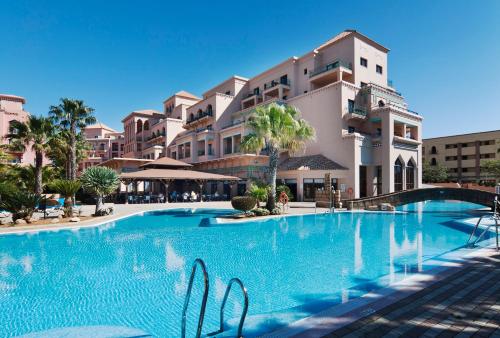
[283,248,500,338]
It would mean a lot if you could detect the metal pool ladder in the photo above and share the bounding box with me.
[467,196,499,250]
[181,258,249,338]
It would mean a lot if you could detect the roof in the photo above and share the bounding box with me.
[0,94,26,104]
[140,157,192,168]
[316,29,390,53]
[163,90,202,103]
[84,122,117,132]
[423,129,500,141]
[278,154,348,171]
[121,109,164,122]
[98,158,152,166]
[120,168,240,181]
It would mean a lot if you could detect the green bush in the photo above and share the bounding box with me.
[253,207,270,216]
[231,196,256,213]
[0,191,45,221]
[247,183,268,207]
[270,207,282,215]
[276,185,294,202]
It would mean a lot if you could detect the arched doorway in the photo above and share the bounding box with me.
[406,159,415,190]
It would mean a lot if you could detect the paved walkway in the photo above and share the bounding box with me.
[324,252,500,338]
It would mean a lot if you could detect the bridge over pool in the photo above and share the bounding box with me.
[346,188,498,210]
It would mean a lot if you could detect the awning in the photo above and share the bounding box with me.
[120,168,240,181]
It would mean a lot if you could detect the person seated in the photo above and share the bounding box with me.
[190,191,197,202]
[182,192,189,202]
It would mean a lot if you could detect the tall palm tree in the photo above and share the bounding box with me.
[49,98,96,180]
[6,116,55,195]
[241,103,315,210]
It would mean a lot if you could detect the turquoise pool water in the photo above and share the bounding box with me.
[0,201,492,337]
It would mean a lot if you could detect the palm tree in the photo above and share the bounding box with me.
[49,98,96,180]
[248,183,268,208]
[241,103,315,210]
[6,116,55,195]
[49,179,82,217]
[47,130,91,177]
[80,166,119,215]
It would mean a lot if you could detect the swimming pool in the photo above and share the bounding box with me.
[0,201,493,337]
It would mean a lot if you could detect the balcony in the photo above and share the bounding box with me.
[309,59,352,78]
[343,106,368,120]
[263,78,291,100]
[184,110,214,128]
[241,93,263,110]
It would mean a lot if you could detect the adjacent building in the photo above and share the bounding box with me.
[80,122,125,170]
[423,130,499,183]
[0,94,36,164]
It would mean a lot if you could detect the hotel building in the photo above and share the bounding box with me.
[79,122,125,170]
[147,29,423,200]
[0,94,37,164]
[423,130,499,183]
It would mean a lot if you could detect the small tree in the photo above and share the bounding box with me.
[80,166,119,216]
[247,183,268,207]
[422,161,449,183]
[0,191,45,221]
[49,179,82,217]
[482,160,500,182]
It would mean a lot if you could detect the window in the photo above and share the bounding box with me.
[233,134,241,153]
[225,91,231,95]
[394,158,403,192]
[376,65,383,74]
[360,57,368,67]
[223,137,233,155]
[406,160,415,190]
[360,82,367,88]
[253,87,260,95]
[431,146,437,154]
[348,126,355,134]
[303,178,324,201]
[303,68,308,75]
[431,158,437,166]
[171,151,177,159]
[184,143,191,158]
[348,99,355,113]
[207,143,214,156]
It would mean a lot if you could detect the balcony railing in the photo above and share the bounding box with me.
[197,150,205,156]
[345,106,368,116]
[309,59,352,78]
[264,78,291,90]
[186,110,213,124]
[221,120,243,130]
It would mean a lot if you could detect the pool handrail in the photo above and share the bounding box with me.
[467,196,499,250]
[207,277,249,338]
[181,258,209,338]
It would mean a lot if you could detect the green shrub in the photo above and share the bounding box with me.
[276,185,294,202]
[0,191,45,221]
[247,183,268,207]
[270,207,282,215]
[231,196,256,213]
[253,207,270,216]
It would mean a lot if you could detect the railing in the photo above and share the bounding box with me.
[309,59,352,78]
[181,259,209,338]
[245,92,261,99]
[345,106,368,116]
[186,110,213,124]
[221,120,243,130]
[264,78,291,90]
[197,150,205,156]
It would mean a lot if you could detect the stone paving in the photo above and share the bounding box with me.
[323,252,500,338]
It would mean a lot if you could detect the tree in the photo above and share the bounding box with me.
[49,98,96,180]
[49,179,82,217]
[241,103,315,210]
[422,161,449,183]
[0,191,45,221]
[482,160,500,181]
[80,166,119,215]
[3,165,62,192]
[6,116,55,194]
[247,183,268,207]
[46,131,91,177]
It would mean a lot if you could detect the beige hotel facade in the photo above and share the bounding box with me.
[423,130,499,183]
[81,30,423,201]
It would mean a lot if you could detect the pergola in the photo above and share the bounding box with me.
[119,168,240,203]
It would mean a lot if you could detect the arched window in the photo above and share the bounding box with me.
[431,146,437,154]
[144,120,150,131]
[136,120,143,133]
[197,109,203,118]
[99,143,105,151]
[394,158,403,192]
[406,159,415,190]
[378,100,385,107]
[162,127,166,136]
[431,158,437,166]
[207,104,213,115]
[189,113,194,122]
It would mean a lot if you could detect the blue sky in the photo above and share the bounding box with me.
[1,0,499,138]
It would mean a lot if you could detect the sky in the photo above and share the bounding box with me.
[1,0,499,138]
